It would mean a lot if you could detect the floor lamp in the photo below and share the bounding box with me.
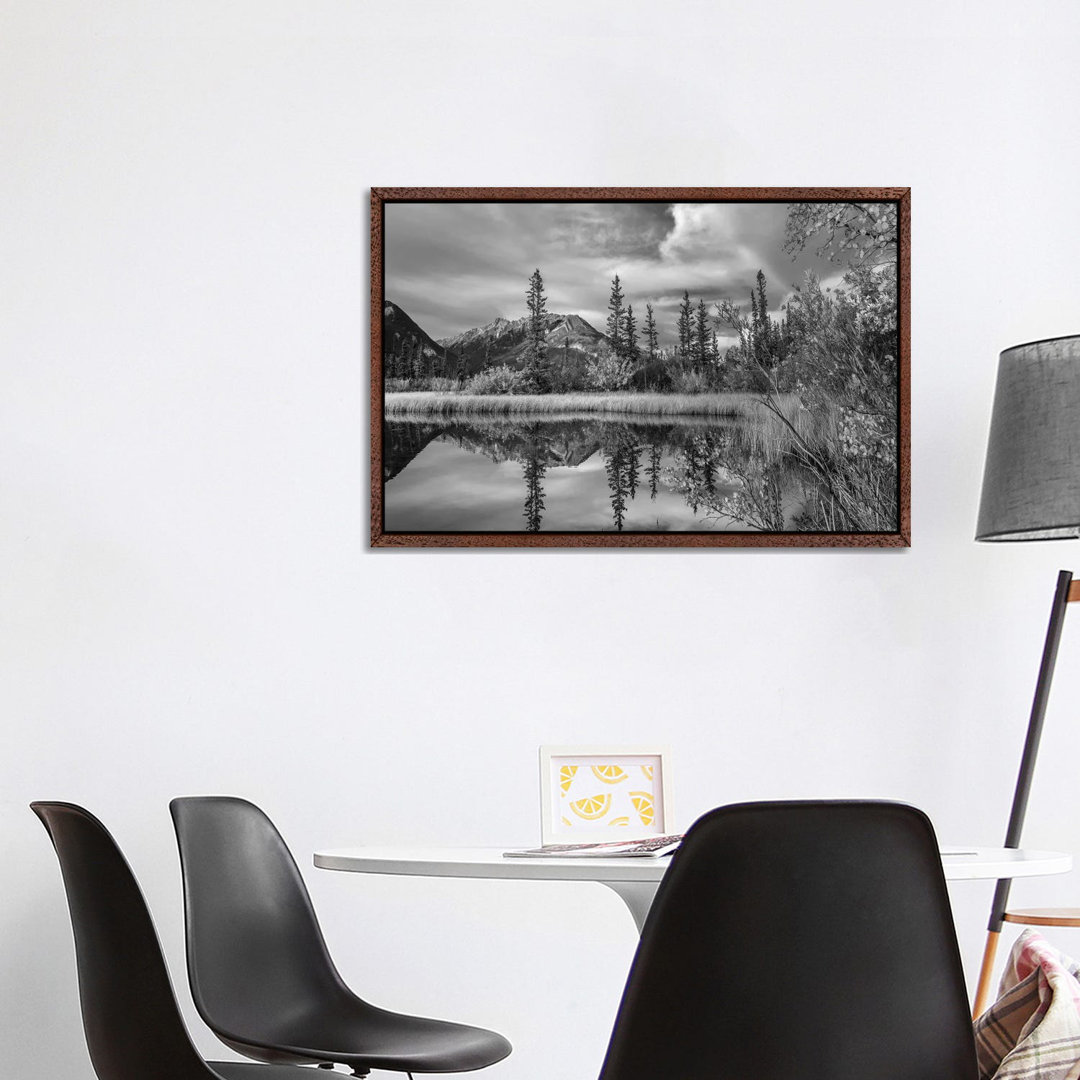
[972,333,1080,1018]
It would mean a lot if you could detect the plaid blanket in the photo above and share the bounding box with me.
[975,929,1080,1079]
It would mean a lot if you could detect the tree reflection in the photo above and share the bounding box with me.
[626,439,640,502]
[604,446,629,531]
[385,415,816,533]
[677,432,721,514]
[522,450,547,532]
[601,428,644,532]
[646,442,663,500]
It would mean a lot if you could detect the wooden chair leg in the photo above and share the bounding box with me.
[973,929,1001,1019]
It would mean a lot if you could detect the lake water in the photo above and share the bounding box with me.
[383,415,815,533]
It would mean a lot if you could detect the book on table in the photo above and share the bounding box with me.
[503,834,683,858]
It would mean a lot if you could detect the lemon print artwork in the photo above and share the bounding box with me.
[555,756,662,834]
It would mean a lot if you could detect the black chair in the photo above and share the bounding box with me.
[169,796,511,1078]
[31,801,316,1080]
[598,800,979,1080]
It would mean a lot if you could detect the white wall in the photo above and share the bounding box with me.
[4,2,1080,1076]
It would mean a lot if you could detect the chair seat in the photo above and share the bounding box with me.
[209,1066,322,1080]
[225,1003,512,1073]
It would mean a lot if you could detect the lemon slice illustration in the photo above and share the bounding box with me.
[591,764,628,784]
[630,791,654,827]
[569,793,612,821]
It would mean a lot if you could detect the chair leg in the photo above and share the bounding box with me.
[972,928,1001,1019]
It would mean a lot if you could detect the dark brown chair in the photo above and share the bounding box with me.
[170,796,511,1077]
[598,800,979,1080]
[31,801,315,1080]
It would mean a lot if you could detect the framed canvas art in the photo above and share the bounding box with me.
[538,745,672,845]
[371,187,910,547]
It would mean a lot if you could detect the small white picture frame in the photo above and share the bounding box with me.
[539,745,673,845]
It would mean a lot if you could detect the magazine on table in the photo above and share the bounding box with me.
[504,834,683,859]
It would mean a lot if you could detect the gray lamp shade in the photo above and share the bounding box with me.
[976,335,1080,541]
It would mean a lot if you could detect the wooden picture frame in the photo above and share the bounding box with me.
[372,187,910,548]
[538,745,673,845]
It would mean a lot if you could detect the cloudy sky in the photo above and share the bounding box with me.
[384,201,854,348]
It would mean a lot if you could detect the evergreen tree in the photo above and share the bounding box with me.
[695,298,710,370]
[606,274,626,358]
[643,303,659,363]
[754,269,770,368]
[778,314,791,364]
[390,333,402,380]
[624,304,639,366]
[677,290,693,358]
[525,268,550,392]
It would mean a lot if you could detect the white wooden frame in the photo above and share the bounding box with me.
[538,745,673,845]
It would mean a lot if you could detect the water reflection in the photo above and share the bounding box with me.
[521,427,547,533]
[383,415,814,533]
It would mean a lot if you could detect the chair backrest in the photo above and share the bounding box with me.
[598,801,978,1080]
[169,796,351,1042]
[31,802,217,1080]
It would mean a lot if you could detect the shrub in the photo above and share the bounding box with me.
[464,365,527,395]
[670,369,709,395]
[425,377,460,392]
[629,359,673,392]
[584,347,633,391]
[550,350,590,392]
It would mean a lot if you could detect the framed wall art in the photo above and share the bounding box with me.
[538,745,672,845]
[371,187,910,548]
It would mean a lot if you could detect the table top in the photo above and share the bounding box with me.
[314,845,1073,884]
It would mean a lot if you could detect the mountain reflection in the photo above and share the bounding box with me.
[383,415,816,533]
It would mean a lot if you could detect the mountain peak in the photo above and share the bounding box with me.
[437,312,608,374]
[381,300,461,375]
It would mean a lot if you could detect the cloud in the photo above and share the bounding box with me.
[384,200,861,345]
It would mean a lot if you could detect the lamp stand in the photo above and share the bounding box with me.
[972,569,1077,1018]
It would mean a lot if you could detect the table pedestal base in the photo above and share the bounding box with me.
[601,881,660,935]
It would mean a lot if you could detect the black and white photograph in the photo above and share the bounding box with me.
[373,188,909,547]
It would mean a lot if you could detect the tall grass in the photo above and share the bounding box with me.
[730,396,837,465]
[384,389,834,468]
[384,390,802,421]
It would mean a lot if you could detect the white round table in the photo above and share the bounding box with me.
[314,845,1073,934]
